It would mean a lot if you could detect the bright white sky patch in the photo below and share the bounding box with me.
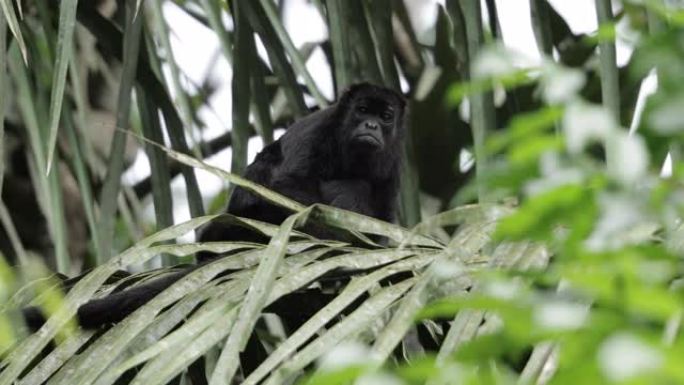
[495,0,539,62]
[283,0,327,46]
[548,0,598,35]
[163,3,222,85]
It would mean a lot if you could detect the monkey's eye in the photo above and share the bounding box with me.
[357,105,369,113]
[381,111,393,121]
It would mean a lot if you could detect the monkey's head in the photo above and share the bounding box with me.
[330,83,406,180]
[337,83,406,154]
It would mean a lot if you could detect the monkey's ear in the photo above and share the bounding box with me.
[394,92,407,111]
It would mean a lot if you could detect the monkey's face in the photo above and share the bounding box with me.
[346,96,398,152]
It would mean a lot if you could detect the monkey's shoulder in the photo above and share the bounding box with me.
[253,140,283,164]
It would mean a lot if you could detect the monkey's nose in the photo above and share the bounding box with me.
[365,121,379,130]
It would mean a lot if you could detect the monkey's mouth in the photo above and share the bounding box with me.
[353,133,382,147]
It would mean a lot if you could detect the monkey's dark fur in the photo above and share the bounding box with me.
[25,83,406,331]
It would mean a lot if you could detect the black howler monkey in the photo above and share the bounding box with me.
[26,83,407,330]
[197,82,406,259]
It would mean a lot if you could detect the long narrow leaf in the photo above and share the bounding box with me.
[73,0,205,220]
[200,0,233,64]
[264,279,415,384]
[137,30,205,220]
[435,242,550,363]
[0,0,26,62]
[518,342,557,384]
[250,44,274,144]
[484,0,502,39]
[258,0,327,106]
[365,0,400,89]
[462,0,496,203]
[129,305,240,385]
[127,245,344,385]
[595,0,620,121]
[97,0,143,259]
[446,0,468,71]
[65,51,104,263]
[398,137,422,227]
[112,245,334,377]
[244,253,429,385]
[392,0,424,78]
[8,46,70,272]
[45,0,78,174]
[0,13,5,194]
[46,153,70,272]
[230,0,252,177]
[347,1,383,85]
[0,215,219,385]
[242,0,307,116]
[49,250,261,385]
[137,89,175,264]
[325,0,353,93]
[97,281,248,385]
[150,0,195,137]
[209,212,301,384]
[371,254,472,363]
[16,331,96,385]
[529,0,554,55]
[0,202,27,264]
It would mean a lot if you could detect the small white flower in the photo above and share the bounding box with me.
[637,261,672,284]
[473,45,516,78]
[533,300,588,330]
[485,280,522,300]
[585,193,647,251]
[318,341,370,371]
[459,149,475,173]
[525,152,584,197]
[648,96,684,135]
[493,83,507,107]
[431,260,465,280]
[563,102,617,154]
[540,63,586,104]
[606,131,649,185]
[355,372,405,385]
[597,333,662,382]
[460,97,471,122]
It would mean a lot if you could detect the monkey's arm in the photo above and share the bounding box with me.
[320,180,376,217]
[269,173,321,205]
